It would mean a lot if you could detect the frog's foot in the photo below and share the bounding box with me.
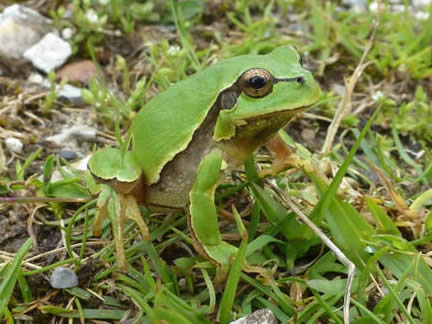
[122,194,151,241]
[187,195,238,284]
[189,208,268,285]
[92,189,150,271]
[259,134,297,177]
[193,234,238,285]
[243,264,273,284]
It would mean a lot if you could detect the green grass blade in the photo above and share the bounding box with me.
[38,306,125,320]
[218,208,248,324]
[0,237,33,321]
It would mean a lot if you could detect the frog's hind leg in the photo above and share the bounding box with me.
[188,149,238,282]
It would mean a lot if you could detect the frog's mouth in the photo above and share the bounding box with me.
[242,105,309,122]
[233,105,310,142]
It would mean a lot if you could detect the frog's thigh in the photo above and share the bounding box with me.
[189,149,223,247]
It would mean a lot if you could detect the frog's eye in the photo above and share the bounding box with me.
[240,68,274,98]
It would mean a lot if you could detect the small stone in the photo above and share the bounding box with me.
[61,27,74,40]
[230,309,278,324]
[0,4,52,58]
[73,155,92,172]
[46,125,97,146]
[28,73,83,103]
[3,4,50,25]
[59,149,78,161]
[49,267,78,289]
[57,60,98,85]
[342,0,367,13]
[48,155,91,183]
[28,72,47,85]
[5,137,23,154]
[23,32,72,73]
[56,84,83,104]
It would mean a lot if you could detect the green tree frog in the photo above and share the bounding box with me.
[88,46,321,274]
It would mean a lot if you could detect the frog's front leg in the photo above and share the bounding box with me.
[259,133,298,177]
[88,148,150,271]
[188,149,238,282]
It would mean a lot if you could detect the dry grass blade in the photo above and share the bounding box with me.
[321,10,381,154]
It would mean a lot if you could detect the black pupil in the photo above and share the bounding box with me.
[248,75,267,89]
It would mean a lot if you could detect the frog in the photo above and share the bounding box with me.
[88,45,321,275]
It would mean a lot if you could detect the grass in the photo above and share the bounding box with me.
[0,0,431,323]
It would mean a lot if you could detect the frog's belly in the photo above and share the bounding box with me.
[144,140,215,210]
[145,171,195,210]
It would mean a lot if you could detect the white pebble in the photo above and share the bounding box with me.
[5,137,23,154]
[23,32,72,73]
[61,27,74,40]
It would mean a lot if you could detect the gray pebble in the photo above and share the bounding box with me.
[49,267,78,289]
[0,4,51,58]
[46,125,97,146]
[59,150,78,161]
[230,309,278,324]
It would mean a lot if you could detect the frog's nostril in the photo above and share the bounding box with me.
[274,75,305,85]
[296,76,305,84]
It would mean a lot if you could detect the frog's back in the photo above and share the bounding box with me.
[130,46,299,185]
[130,64,233,185]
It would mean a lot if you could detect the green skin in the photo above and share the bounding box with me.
[89,46,321,273]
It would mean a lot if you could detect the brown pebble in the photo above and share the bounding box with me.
[56,60,97,85]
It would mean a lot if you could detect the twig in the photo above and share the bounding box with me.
[0,197,91,203]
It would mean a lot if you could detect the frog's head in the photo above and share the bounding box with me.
[212,46,320,160]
